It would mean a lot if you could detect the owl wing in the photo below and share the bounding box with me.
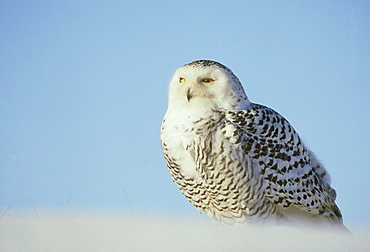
[222,103,343,223]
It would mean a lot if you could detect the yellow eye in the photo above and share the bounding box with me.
[179,77,185,83]
[202,78,215,83]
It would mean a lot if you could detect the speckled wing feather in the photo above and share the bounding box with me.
[222,103,343,224]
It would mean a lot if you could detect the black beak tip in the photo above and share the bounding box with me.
[187,89,192,102]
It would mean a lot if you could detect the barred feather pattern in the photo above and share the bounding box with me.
[161,103,343,226]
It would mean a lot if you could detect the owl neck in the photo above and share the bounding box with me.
[167,97,251,120]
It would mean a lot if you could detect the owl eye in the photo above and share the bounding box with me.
[202,78,215,83]
[179,77,185,83]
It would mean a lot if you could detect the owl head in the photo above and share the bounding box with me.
[167,60,250,110]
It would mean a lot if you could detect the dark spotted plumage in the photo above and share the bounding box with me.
[161,60,347,230]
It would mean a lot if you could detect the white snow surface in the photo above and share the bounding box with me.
[1,212,369,252]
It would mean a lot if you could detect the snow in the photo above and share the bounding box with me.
[1,213,369,252]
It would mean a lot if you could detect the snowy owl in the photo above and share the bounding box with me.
[160,60,347,231]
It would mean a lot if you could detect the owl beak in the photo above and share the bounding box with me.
[187,88,193,102]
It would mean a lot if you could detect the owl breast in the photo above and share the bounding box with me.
[161,109,275,225]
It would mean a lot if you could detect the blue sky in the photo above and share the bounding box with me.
[1,0,369,226]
